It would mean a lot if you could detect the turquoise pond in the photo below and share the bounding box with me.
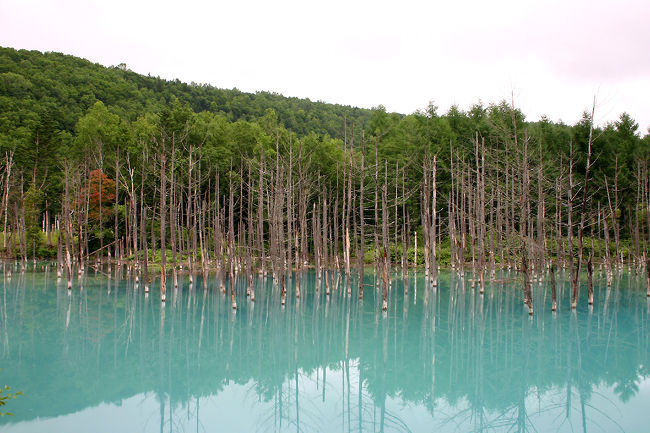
[1,264,649,432]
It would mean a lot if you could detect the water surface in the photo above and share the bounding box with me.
[1,264,649,432]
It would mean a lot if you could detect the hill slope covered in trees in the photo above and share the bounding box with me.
[0,46,375,143]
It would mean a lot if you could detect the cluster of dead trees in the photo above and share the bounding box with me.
[1,106,650,313]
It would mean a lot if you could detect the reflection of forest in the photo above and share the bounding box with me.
[1,266,649,431]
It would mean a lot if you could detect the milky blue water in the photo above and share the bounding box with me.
[1,263,649,432]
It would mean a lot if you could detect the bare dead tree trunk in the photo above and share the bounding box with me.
[295,141,306,299]
[81,163,90,275]
[572,99,596,308]
[323,191,330,295]
[97,150,104,266]
[536,140,545,274]
[520,129,533,315]
[422,159,430,280]
[140,149,148,292]
[63,166,73,289]
[587,256,594,305]
[381,183,389,311]
[216,173,225,293]
[159,137,167,303]
[612,157,621,265]
[475,135,486,293]
[344,146,352,295]
[169,143,178,289]
[358,134,366,299]
[645,161,650,267]
[401,169,408,294]
[522,248,533,315]
[247,164,255,300]
[551,263,557,311]
[258,145,265,276]
[374,140,380,282]
[646,257,650,297]
[199,199,208,291]
[313,201,320,290]
[229,167,237,310]
[430,156,438,285]
[287,140,294,278]
[602,206,612,285]
[1,151,13,250]
[568,140,576,308]
[634,163,642,263]
[114,147,120,263]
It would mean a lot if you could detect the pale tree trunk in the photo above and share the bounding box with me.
[476,140,486,294]
[587,256,594,305]
[572,99,595,308]
[140,150,148,292]
[551,263,557,311]
[568,140,575,308]
[646,257,650,297]
[247,164,255,300]
[258,145,265,276]
[56,216,62,277]
[63,166,73,289]
[323,192,330,295]
[228,168,237,310]
[2,151,14,250]
[170,143,178,289]
[358,134,366,299]
[401,170,408,294]
[422,158,430,279]
[344,146,352,295]
[520,131,533,315]
[114,148,120,263]
[374,140,380,282]
[159,137,167,303]
[602,207,612,284]
[381,182,389,311]
[199,200,208,291]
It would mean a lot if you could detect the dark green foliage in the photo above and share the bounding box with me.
[0,46,373,141]
[0,45,648,259]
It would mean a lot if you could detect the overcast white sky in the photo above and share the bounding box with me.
[2,0,649,133]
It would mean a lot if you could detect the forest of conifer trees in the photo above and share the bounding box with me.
[2,46,650,311]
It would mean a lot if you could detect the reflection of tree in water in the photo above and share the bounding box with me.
[246,276,415,433]
[1,266,649,432]
[415,272,648,433]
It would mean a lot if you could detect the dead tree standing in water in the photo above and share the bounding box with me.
[381,183,389,311]
[572,99,596,309]
[358,135,366,299]
[228,167,237,310]
[550,263,557,311]
[158,134,168,302]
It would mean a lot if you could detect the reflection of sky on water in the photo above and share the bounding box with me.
[1,264,649,432]
[5,373,650,432]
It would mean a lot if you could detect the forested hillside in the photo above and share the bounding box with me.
[0,46,374,140]
[1,45,649,310]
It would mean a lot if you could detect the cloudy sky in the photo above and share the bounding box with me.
[2,0,649,132]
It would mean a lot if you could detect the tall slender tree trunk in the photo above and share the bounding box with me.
[431,155,438,286]
[572,99,595,308]
[159,137,167,302]
[63,167,73,289]
[381,183,389,311]
[229,168,237,309]
[358,135,366,299]
[551,263,557,311]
